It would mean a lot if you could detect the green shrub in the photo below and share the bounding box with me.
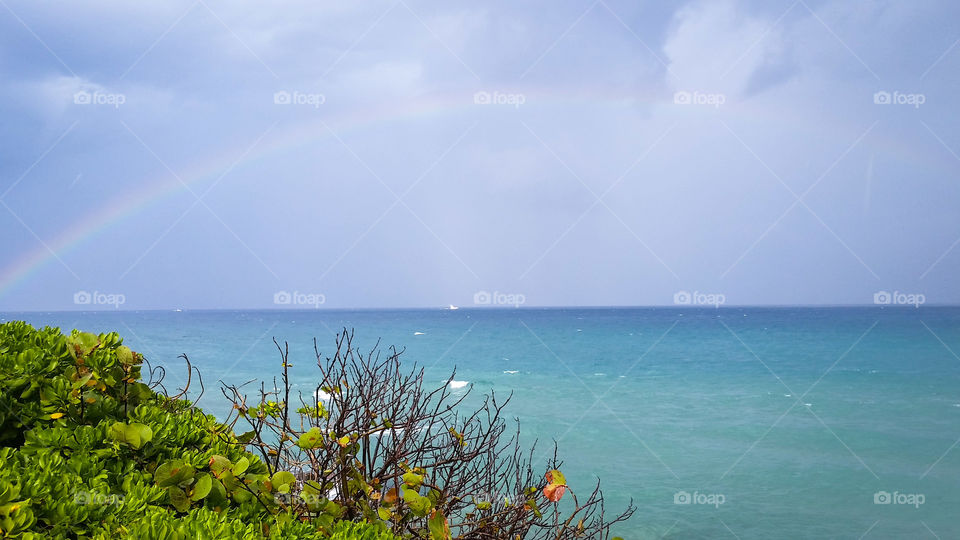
[223,330,633,539]
[0,322,398,539]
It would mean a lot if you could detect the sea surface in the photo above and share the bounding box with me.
[3,307,959,539]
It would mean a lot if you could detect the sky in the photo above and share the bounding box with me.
[0,0,958,310]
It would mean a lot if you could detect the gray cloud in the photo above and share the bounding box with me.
[1,0,959,309]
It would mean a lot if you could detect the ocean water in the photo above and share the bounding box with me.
[3,307,959,539]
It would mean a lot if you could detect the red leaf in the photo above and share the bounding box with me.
[543,483,566,502]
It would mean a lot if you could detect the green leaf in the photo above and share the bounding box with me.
[546,469,566,486]
[300,481,325,511]
[231,456,249,476]
[296,427,324,449]
[116,345,135,365]
[236,430,256,444]
[72,372,93,390]
[526,499,542,518]
[155,460,195,488]
[207,477,227,505]
[316,513,334,529]
[231,487,252,504]
[68,332,99,357]
[108,422,153,450]
[428,510,450,540]
[402,472,423,488]
[402,487,432,517]
[208,455,232,478]
[190,473,212,501]
[167,486,191,512]
[301,480,322,496]
[377,507,392,521]
[271,471,296,492]
[325,500,344,518]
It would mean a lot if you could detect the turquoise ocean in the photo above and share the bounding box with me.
[3,307,958,539]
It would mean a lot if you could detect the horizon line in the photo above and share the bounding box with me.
[1,303,956,314]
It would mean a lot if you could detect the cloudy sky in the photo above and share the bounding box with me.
[1,0,958,310]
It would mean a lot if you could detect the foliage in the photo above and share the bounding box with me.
[0,321,396,539]
[0,321,632,539]
[222,330,634,539]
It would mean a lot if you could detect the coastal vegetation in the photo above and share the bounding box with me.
[0,321,631,538]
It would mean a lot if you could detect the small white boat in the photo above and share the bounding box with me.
[448,304,459,310]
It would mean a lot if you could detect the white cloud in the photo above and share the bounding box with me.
[422,10,486,53]
[20,75,112,117]
[663,0,785,96]
[338,61,425,97]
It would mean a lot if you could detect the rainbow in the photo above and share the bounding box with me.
[0,90,484,296]
[0,87,945,298]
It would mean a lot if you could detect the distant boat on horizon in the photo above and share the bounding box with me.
[447,304,459,310]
